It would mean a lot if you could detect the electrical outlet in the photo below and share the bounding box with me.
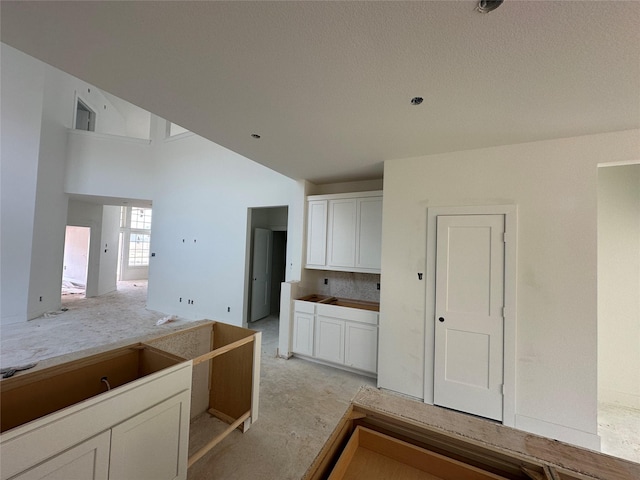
[39,296,43,302]
[324,278,328,285]
[179,297,182,302]
[227,307,231,312]
[377,283,380,290]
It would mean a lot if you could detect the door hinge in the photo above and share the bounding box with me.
[501,384,505,395]
[503,232,507,243]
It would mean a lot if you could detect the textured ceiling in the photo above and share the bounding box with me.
[2,1,639,184]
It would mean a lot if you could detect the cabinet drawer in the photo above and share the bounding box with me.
[316,303,378,325]
[294,300,316,314]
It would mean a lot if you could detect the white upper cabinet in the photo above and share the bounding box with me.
[306,200,328,267]
[355,197,383,270]
[305,191,382,273]
[327,199,357,268]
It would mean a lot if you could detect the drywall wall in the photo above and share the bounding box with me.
[146,122,304,325]
[0,44,45,324]
[65,130,153,201]
[1,45,139,322]
[67,200,119,298]
[62,226,91,285]
[26,63,76,319]
[97,206,121,296]
[598,164,640,409]
[379,129,640,449]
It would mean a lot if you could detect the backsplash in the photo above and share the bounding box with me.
[304,270,380,303]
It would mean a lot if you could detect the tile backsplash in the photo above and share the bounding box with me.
[304,270,380,303]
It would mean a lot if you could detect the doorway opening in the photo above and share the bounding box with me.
[597,163,640,463]
[75,98,96,132]
[62,226,90,297]
[246,207,289,352]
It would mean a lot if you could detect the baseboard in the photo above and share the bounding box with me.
[515,414,601,451]
[599,388,640,410]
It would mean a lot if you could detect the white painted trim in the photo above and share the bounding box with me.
[307,190,383,201]
[424,205,518,428]
[597,159,640,168]
[515,414,601,451]
[163,131,195,143]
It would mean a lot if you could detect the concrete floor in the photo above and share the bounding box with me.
[1,280,638,478]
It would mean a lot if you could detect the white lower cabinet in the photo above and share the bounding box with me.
[345,322,378,373]
[293,311,315,356]
[293,300,378,375]
[11,431,111,480]
[1,363,192,480]
[315,316,345,364]
[109,391,190,480]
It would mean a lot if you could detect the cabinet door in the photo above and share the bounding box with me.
[355,197,383,270]
[306,200,328,266]
[345,322,378,374]
[326,199,357,268]
[293,311,315,356]
[10,431,110,480]
[109,391,190,480]
[315,316,345,364]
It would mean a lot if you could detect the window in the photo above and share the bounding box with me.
[121,207,153,268]
[130,207,152,230]
[129,233,151,266]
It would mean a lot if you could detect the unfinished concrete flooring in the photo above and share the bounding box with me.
[1,281,638,478]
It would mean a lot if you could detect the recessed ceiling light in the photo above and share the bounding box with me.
[476,0,504,14]
[410,97,424,106]
[251,133,261,139]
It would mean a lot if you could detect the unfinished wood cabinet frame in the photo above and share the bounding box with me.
[0,320,261,478]
[305,387,640,480]
[188,323,261,467]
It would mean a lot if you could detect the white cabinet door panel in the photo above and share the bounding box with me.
[345,322,378,373]
[355,197,383,270]
[109,391,190,480]
[306,200,327,266]
[293,312,315,356]
[326,199,357,268]
[11,431,110,480]
[315,316,345,364]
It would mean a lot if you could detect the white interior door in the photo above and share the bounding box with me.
[434,214,505,421]
[250,228,273,322]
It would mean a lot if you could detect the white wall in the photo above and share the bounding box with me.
[65,131,153,200]
[67,200,119,298]
[1,45,137,322]
[0,44,45,324]
[62,226,90,285]
[146,122,305,325]
[98,206,121,296]
[379,129,640,449]
[26,64,76,318]
[598,164,640,409]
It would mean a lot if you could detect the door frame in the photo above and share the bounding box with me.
[424,205,517,427]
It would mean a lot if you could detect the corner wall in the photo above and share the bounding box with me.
[1,44,137,322]
[598,164,640,409]
[146,125,305,325]
[379,129,640,449]
[0,44,45,324]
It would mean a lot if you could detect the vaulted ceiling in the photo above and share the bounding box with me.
[2,1,639,184]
